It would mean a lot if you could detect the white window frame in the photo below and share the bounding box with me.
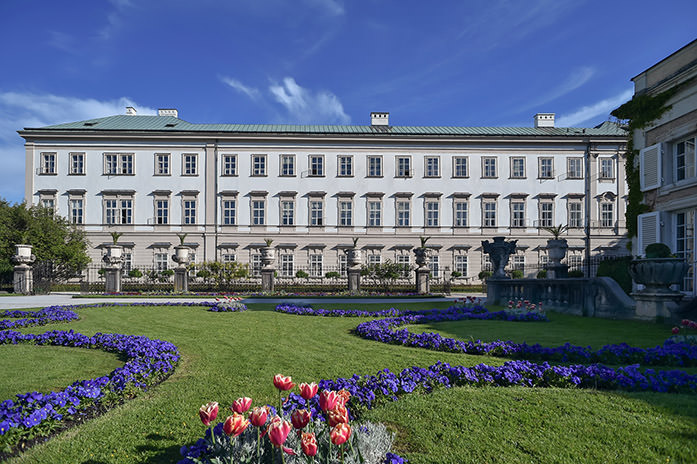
[338,155,353,177]
[309,155,325,177]
[367,200,382,227]
[251,198,265,225]
[182,154,198,176]
[280,154,295,177]
[599,158,614,180]
[103,196,133,225]
[424,156,440,178]
[453,156,468,178]
[155,198,169,225]
[280,200,295,226]
[69,152,85,175]
[511,200,525,228]
[675,137,696,182]
[454,255,468,276]
[252,154,267,176]
[568,201,583,228]
[182,197,197,225]
[222,154,237,176]
[510,157,525,179]
[600,202,614,228]
[567,157,583,179]
[309,199,324,226]
[396,200,410,227]
[280,253,294,277]
[40,152,56,175]
[396,156,412,178]
[367,155,382,177]
[425,200,439,227]
[482,157,497,178]
[338,200,353,227]
[539,201,554,228]
[69,197,84,224]
[539,157,553,179]
[309,254,323,277]
[454,200,468,227]
[222,198,236,226]
[154,153,170,176]
[483,200,497,227]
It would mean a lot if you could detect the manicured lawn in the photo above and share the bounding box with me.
[2,302,696,463]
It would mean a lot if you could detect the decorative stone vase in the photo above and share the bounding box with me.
[172,245,190,268]
[103,245,123,266]
[481,237,517,279]
[347,248,362,268]
[629,258,689,294]
[14,244,34,261]
[414,247,429,268]
[261,246,275,270]
[546,239,568,265]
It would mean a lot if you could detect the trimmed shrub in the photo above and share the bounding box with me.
[478,270,492,280]
[568,269,584,278]
[645,243,672,258]
[596,256,632,295]
[510,270,524,279]
[536,270,547,279]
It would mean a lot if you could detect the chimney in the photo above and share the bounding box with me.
[370,112,389,126]
[125,106,137,116]
[158,108,179,118]
[534,113,555,128]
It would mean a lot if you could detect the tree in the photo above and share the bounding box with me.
[0,200,91,283]
[361,259,410,292]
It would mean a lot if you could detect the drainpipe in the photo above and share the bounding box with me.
[584,139,592,277]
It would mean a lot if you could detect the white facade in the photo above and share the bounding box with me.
[21,110,629,281]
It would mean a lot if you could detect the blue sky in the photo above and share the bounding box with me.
[1,0,696,204]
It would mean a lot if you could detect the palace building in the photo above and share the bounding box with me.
[20,109,628,281]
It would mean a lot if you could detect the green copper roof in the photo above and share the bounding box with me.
[23,115,626,137]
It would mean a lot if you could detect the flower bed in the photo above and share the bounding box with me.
[0,307,79,329]
[0,329,180,454]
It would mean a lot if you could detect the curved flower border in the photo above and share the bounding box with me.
[0,328,181,453]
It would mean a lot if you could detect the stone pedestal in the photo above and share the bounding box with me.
[547,263,568,279]
[104,267,122,293]
[13,265,33,294]
[348,268,361,294]
[260,246,276,293]
[174,268,188,292]
[633,292,684,321]
[416,268,430,294]
[261,269,275,293]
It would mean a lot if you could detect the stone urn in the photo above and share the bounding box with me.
[12,244,35,266]
[172,245,190,268]
[482,237,517,279]
[103,244,123,265]
[261,246,275,270]
[414,247,429,268]
[629,258,688,294]
[546,239,568,264]
[347,248,362,268]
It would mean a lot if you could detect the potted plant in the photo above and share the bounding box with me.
[414,236,430,268]
[347,237,362,268]
[542,224,569,265]
[629,243,688,293]
[261,238,275,269]
[173,233,190,265]
[104,232,123,261]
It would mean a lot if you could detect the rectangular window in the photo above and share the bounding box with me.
[453,157,468,178]
[338,156,353,177]
[183,154,197,176]
[155,154,170,175]
[367,254,381,266]
[396,156,411,177]
[309,200,323,226]
[69,153,85,175]
[339,201,352,226]
[539,158,553,179]
[396,201,410,227]
[568,202,583,228]
[483,157,497,178]
[40,198,55,212]
[70,199,84,224]
[482,254,493,272]
[222,199,236,225]
[251,253,261,277]
[155,252,168,272]
[675,138,696,181]
[511,201,525,227]
[252,155,267,176]
[339,255,348,277]
[122,251,132,276]
[309,254,323,277]
[121,154,133,175]
[309,155,324,176]
[676,211,695,292]
[280,155,295,176]
[120,199,132,224]
[425,201,439,227]
[483,201,496,227]
[183,200,196,224]
[155,199,169,224]
[540,202,553,228]
[600,203,614,227]
[454,201,468,227]
[40,153,56,174]
[105,199,118,224]
[105,154,119,175]
[367,201,381,227]
[367,156,382,177]
[222,155,237,176]
[454,255,468,276]
[281,200,294,226]
[396,254,411,276]
[429,255,440,278]
[512,255,525,272]
[568,254,582,271]
[424,156,440,177]
[222,253,236,263]
[252,200,265,225]
[511,157,525,178]
[104,153,134,175]
[567,158,583,179]
[280,254,294,277]
[599,158,614,179]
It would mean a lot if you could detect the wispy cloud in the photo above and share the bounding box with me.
[0,92,155,203]
[99,0,135,40]
[220,77,261,100]
[269,77,350,124]
[303,0,344,16]
[556,88,633,127]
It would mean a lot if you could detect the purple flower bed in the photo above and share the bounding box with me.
[283,359,697,419]
[275,303,402,318]
[0,307,79,329]
[0,329,180,452]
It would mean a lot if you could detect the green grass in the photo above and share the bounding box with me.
[2,302,696,463]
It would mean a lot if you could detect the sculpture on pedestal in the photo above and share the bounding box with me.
[481,236,517,279]
[12,244,35,294]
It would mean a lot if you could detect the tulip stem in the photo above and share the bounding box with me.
[340,444,345,464]
[281,446,286,464]
[256,428,261,464]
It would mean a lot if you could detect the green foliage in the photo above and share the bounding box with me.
[568,269,584,278]
[110,232,123,245]
[542,224,569,239]
[324,271,341,279]
[189,261,250,288]
[176,233,188,245]
[295,269,309,279]
[127,269,143,278]
[510,269,524,279]
[478,270,492,280]
[644,242,672,258]
[361,259,410,292]
[536,269,547,279]
[596,256,633,294]
[450,271,462,279]
[161,269,175,277]
[0,200,90,283]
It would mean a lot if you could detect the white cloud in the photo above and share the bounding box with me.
[0,92,155,204]
[221,77,261,100]
[269,77,350,124]
[303,0,344,16]
[556,88,633,127]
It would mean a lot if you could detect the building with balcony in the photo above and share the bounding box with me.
[633,39,697,295]
[20,109,628,281]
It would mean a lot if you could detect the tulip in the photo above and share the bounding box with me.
[672,326,681,335]
[291,409,311,430]
[299,382,318,400]
[199,402,219,426]
[268,416,292,447]
[682,319,690,326]
[328,403,349,427]
[231,397,252,414]
[273,374,296,391]
[249,406,268,427]
[330,423,351,446]
[223,413,250,437]
[301,432,318,457]
[319,390,338,411]
[336,389,351,406]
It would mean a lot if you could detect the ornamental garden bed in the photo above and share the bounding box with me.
[1,300,696,463]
